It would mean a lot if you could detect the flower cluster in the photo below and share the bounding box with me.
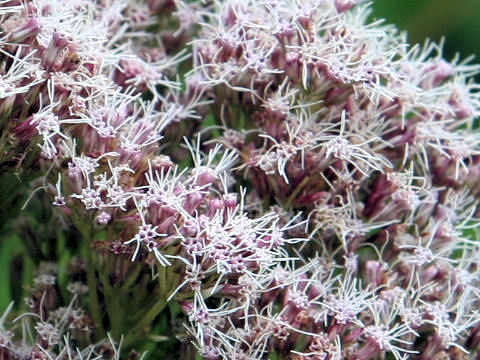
[0,0,480,359]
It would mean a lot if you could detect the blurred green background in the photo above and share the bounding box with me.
[371,0,480,64]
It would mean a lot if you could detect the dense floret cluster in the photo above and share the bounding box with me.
[1,1,480,359]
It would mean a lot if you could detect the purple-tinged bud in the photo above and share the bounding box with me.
[67,162,83,194]
[193,166,217,186]
[391,188,419,212]
[296,4,316,31]
[267,49,286,73]
[83,55,103,76]
[343,327,363,344]
[327,320,349,339]
[291,309,310,330]
[466,323,480,350]
[0,92,16,119]
[257,229,285,249]
[365,260,385,287]
[378,289,397,306]
[8,17,42,43]
[307,284,325,301]
[213,35,241,63]
[199,346,220,360]
[12,116,38,145]
[449,88,475,119]
[421,265,440,285]
[284,51,302,81]
[157,215,178,233]
[117,212,141,226]
[208,198,224,217]
[223,193,237,209]
[151,155,174,171]
[259,286,281,306]
[179,301,193,314]
[182,220,199,237]
[30,347,49,360]
[335,0,357,13]
[421,60,455,88]
[354,334,384,360]
[420,334,448,360]
[148,0,175,14]
[42,32,71,70]
[173,184,185,197]
[115,58,163,93]
[184,190,205,214]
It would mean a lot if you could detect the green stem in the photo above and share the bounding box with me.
[123,297,167,348]
[284,176,310,209]
[85,247,104,337]
[99,257,122,340]
[78,223,104,338]
[158,263,167,299]
[118,261,143,290]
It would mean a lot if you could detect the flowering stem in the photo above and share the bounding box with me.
[284,176,310,209]
[99,257,122,340]
[123,297,167,349]
[158,262,168,300]
[85,247,104,337]
[119,261,144,290]
[77,222,105,338]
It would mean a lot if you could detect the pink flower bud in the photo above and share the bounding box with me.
[335,0,357,13]
[223,193,237,208]
[365,260,385,287]
[9,17,42,43]
[208,198,224,217]
[42,32,71,70]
